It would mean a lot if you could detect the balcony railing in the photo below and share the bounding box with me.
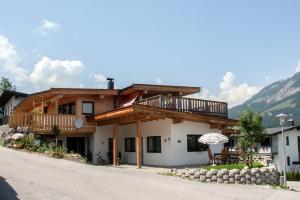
[134,95,228,118]
[9,112,87,133]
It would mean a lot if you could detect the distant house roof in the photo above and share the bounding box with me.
[0,90,28,107]
[266,126,300,136]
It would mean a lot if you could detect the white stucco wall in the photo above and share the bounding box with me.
[272,129,300,172]
[170,121,222,166]
[4,96,25,116]
[91,119,224,167]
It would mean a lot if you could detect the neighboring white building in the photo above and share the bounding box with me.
[0,90,28,125]
[267,126,300,172]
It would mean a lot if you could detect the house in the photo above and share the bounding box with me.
[9,79,236,167]
[267,124,300,172]
[0,90,28,125]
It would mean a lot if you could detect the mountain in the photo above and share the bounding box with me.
[229,72,300,127]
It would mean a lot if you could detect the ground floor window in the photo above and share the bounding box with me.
[187,135,209,152]
[66,137,85,156]
[125,138,135,152]
[147,136,161,153]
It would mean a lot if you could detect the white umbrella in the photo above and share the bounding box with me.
[198,133,229,165]
[198,133,229,145]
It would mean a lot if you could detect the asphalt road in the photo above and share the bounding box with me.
[0,147,299,200]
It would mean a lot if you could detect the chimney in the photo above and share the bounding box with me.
[288,119,295,127]
[107,78,114,89]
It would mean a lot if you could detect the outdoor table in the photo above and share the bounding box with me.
[214,152,239,164]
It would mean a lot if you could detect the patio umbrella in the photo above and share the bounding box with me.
[198,133,229,165]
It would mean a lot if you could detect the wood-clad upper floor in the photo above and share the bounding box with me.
[9,84,233,134]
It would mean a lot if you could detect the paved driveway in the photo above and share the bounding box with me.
[0,147,299,200]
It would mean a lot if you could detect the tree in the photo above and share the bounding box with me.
[0,77,13,91]
[238,110,266,168]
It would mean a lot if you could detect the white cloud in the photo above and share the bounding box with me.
[0,34,88,91]
[154,78,163,84]
[30,57,85,90]
[34,20,60,35]
[0,35,29,84]
[295,60,300,73]
[90,73,107,88]
[191,72,261,108]
[91,74,106,82]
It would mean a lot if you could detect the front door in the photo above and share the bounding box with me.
[67,137,85,157]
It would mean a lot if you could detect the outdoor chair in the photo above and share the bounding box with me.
[221,149,229,164]
[207,149,214,164]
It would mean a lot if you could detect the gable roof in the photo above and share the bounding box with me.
[92,104,237,126]
[266,126,300,135]
[0,90,28,107]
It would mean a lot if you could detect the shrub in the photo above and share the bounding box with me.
[281,171,300,181]
[202,162,264,170]
[16,134,37,151]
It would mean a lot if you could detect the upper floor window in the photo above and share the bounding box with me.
[286,136,290,146]
[82,101,94,115]
[187,135,209,152]
[58,102,75,114]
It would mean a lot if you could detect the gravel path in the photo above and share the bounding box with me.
[0,147,299,200]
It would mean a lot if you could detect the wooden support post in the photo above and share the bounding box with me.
[136,119,142,168]
[113,124,118,166]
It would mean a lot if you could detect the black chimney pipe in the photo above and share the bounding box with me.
[107,78,114,89]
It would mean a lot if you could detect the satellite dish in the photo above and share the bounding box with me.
[74,118,84,129]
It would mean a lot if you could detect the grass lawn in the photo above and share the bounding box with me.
[200,162,264,170]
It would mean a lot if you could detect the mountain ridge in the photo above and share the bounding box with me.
[229,72,300,127]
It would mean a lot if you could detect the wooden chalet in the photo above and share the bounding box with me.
[9,79,237,167]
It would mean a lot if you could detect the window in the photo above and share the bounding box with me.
[58,102,75,114]
[82,101,94,115]
[287,156,290,166]
[261,137,272,147]
[147,136,161,153]
[125,138,135,152]
[286,136,290,146]
[187,135,209,152]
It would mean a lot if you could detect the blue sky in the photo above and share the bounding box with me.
[0,0,300,107]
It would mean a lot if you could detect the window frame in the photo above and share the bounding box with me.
[125,138,136,152]
[147,136,161,153]
[187,134,209,152]
[82,101,94,115]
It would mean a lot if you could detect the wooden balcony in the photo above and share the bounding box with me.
[9,112,95,134]
[134,95,228,118]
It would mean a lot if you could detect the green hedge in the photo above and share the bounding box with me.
[202,162,264,170]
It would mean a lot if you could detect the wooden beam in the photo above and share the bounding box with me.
[136,120,142,168]
[112,124,118,166]
[46,95,64,104]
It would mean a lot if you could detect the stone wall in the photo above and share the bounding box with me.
[170,167,279,185]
